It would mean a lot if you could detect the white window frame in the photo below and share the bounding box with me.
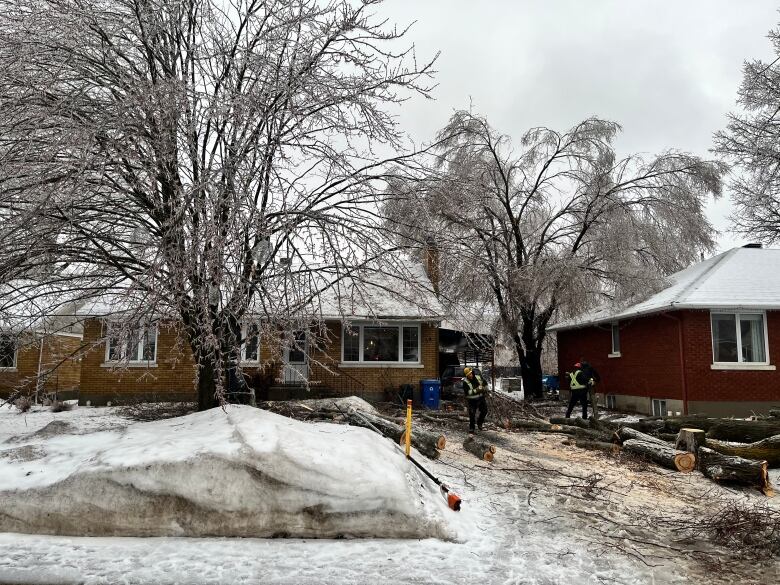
[651,399,667,417]
[340,322,422,367]
[104,326,158,366]
[606,394,617,410]
[710,311,771,368]
[241,323,261,365]
[0,334,17,370]
[609,322,621,358]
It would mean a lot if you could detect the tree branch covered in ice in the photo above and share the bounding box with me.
[385,110,723,397]
[0,0,437,408]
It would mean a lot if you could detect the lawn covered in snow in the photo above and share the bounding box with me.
[1,402,779,585]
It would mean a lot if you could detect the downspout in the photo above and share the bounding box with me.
[662,310,688,415]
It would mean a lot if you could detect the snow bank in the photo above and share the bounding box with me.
[0,405,455,540]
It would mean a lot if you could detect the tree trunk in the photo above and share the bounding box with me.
[588,387,599,421]
[346,410,441,459]
[613,426,670,446]
[698,447,773,495]
[622,439,697,472]
[197,356,219,411]
[675,428,707,454]
[642,416,721,433]
[463,436,495,461]
[705,435,780,468]
[706,420,780,443]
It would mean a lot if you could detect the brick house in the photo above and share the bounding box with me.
[0,282,83,400]
[76,261,444,405]
[550,246,780,417]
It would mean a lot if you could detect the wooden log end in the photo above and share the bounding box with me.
[550,424,562,431]
[436,436,447,450]
[673,452,697,473]
[483,451,494,462]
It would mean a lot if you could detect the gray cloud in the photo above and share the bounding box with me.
[376,0,778,250]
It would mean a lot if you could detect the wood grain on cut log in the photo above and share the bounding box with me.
[698,447,773,495]
[622,439,697,472]
[463,437,496,461]
[675,428,707,453]
[613,426,670,446]
[706,420,780,443]
[705,435,780,468]
[400,429,447,451]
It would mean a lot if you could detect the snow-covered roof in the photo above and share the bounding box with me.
[550,247,780,332]
[75,259,445,322]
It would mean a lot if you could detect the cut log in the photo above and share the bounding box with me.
[706,420,780,443]
[705,435,780,468]
[613,426,670,447]
[509,419,555,431]
[346,411,441,459]
[463,437,495,461]
[400,428,447,451]
[675,428,707,453]
[698,447,773,495]
[622,439,697,472]
[769,409,780,419]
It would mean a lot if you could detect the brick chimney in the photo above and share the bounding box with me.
[422,236,440,295]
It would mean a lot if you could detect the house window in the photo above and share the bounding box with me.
[606,394,617,410]
[611,323,620,354]
[0,335,16,368]
[341,323,421,364]
[242,324,260,363]
[651,399,667,417]
[711,312,767,363]
[105,327,157,363]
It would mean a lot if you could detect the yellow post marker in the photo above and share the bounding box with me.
[405,399,412,458]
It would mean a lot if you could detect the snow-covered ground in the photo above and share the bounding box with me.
[1,403,779,584]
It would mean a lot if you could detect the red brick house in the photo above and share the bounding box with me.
[76,261,445,405]
[551,246,780,417]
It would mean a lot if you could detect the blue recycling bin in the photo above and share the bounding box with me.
[420,379,441,409]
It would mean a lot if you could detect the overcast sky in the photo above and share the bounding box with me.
[376,0,779,253]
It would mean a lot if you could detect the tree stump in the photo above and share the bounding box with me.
[698,447,773,495]
[622,439,697,472]
[463,437,495,461]
[675,428,706,453]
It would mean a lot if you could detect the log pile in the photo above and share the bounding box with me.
[344,410,444,459]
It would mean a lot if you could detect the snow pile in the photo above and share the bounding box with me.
[0,405,455,539]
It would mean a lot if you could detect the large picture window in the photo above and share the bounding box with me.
[711,312,767,363]
[0,335,16,368]
[242,323,260,363]
[105,326,158,364]
[342,323,421,364]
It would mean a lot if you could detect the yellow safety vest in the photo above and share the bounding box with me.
[464,375,486,399]
[569,370,588,390]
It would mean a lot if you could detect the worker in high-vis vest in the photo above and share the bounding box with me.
[565,360,600,419]
[462,366,488,435]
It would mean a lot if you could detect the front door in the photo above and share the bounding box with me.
[283,331,308,384]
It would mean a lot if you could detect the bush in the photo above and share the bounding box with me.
[50,400,74,413]
[14,396,32,413]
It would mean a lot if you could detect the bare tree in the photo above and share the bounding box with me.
[386,111,723,398]
[714,23,780,243]
[0,0,435,409]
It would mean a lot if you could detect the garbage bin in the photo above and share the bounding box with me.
[420,379,441,410]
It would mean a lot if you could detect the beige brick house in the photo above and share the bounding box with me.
[77,261,445,405]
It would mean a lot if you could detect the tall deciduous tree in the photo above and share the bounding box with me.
[0,0,435,409]
[714,24,780,242]
[387,111,723,398]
